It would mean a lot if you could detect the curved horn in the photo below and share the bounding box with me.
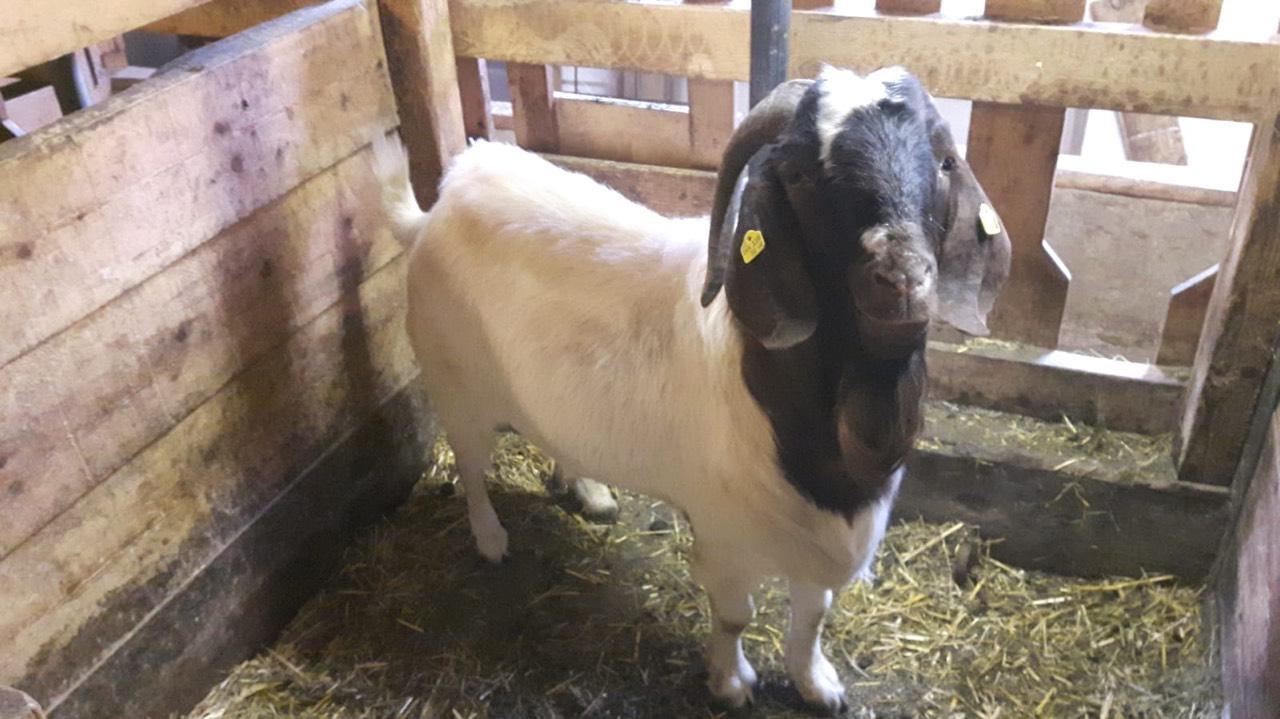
[700,78,813,308]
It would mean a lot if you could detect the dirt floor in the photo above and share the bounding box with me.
[186,435,1220,719]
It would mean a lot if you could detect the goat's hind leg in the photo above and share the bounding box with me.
[547,465,619,522]
[449,428,508,563]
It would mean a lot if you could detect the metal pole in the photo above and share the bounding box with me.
[749,0,791,107]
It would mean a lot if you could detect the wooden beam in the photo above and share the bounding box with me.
[0,148,401,558]
[1178,114,1280,485]
[143,0,316,37]
[449,0,1280,122]
[687,78,734,170]
[556,93,690,167]
[901,403,1230,580]
[377,0,466,208]
[984,0,1086,23]
[874,0,940,14]
[1144,0,1223,34]
[1,256,418,706]
[967,103,1072,348]
[507,62,559,152]
[47,388,432,718]
[455,56,492,140]
[1157,266,1216,366]
[0,0,396,370]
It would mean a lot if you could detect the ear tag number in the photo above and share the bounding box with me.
[740,229,766,264]
[978,202,1002,237]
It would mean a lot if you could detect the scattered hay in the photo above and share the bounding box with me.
[186,435,1218,719]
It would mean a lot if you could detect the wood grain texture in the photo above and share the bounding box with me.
[1144,0,1223,33]
[984,0,1086,23]
[1178,114,1280,485]
[455,56,492,140]
[0,0,212,76]
[874,0,940,14]
[449,0,1280,121]
[556,94,690,167]
[507,62,559,152]
[0,148,400,559]
[0,0,396,369]
[1,256,418,704]
[47,388,433,719]
[1157,266,1216,366]
[377,0,466,207]
[966,103,1071,348]
[687,78,734,170]
[143,0,318,36]
[1117,112,1188,164]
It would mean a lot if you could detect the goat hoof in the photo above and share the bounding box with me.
[793,656,846,715]
[708,660,757,709]
[473,524,509,564]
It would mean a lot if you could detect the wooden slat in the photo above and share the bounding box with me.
[456,56,492,140]
[449,0,1280,122]
[1117,112,1188,164]
[377,0,466,208]
[687,78,734,170]
[556,93,690,167]
[967,104,1071,348]
[507,62,559,152]
[143,0,318,36]
[1157,266,1216,366]
[1,256,417,704]
[874,0,940,13]
[1144,0,1223,34]
[0,0,208,77]
[793,0,834,10]
[0,147,401,558]
[0,0,396,369]
[1177,114,1280,485]
[984,0,1086,23]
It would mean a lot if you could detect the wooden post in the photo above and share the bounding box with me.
[1157,267,1216,366]
[1178,113,1280,485]
[455,57,492,140]
[1144,0,1224,33]
[874,0,940,13]
[793,0,834,10]
[749,0,791,107]
[965,0,1083,348]
[377,0,466,207]
[507,62,559,152]
[688,78,735,170]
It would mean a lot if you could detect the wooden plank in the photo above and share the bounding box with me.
[984,0,1086,23]
[1144,0,1223,34]
[901,405,1230,580]
[687,78,734,170]
[0,147,401,558]
[793,0,834,10]
[0,0,210,77]
[556,94,690,167]
[507,62,559,152]
[547,153,716,217]
[0,0,396,369]
[449,0,1280,122]
[1054,158,1235,205]
[455,56,492,140]
[928,340,1184,435]
[1116,112,1187,164]
[1178,114,1280,485]
[967,104,1071,348]
[377,0,466,207]
[144,0,318,36]
[874,0,940,14]
[1,256,418,704]
[47,388,433,719]
[1157,266,1216,366]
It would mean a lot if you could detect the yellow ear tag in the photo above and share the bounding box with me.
[740,229,766,264]
[978,202,1002,237]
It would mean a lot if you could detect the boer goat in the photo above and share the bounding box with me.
[374,65,1010,712]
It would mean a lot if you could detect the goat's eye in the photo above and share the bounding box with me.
[941,157,956,172]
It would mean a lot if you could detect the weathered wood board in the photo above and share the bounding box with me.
[0,0,397,369]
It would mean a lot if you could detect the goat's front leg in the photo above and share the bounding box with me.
[689,550,759,707]
[786,580,846,713]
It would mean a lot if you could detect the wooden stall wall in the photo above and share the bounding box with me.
[0,1,435,716]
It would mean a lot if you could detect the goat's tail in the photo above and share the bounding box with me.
[371,130,429,249]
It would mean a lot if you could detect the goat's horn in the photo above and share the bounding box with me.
[700,78,813,308]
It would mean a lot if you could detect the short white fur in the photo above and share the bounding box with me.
[816,64,889,168]
[374,136,898,710]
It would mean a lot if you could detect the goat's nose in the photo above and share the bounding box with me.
[874,269,911,296]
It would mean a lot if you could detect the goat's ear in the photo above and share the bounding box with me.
[725,148,818,349]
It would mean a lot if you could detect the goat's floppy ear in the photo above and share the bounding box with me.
[724,147,818,350]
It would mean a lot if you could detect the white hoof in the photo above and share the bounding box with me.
[472,521,509,563]
[572,478,619,521]
[792,655,846,713]
[708,658,757,708]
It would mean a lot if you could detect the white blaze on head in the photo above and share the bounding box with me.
[815,65,888,168]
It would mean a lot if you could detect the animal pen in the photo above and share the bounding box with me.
[1,0,1278,717]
